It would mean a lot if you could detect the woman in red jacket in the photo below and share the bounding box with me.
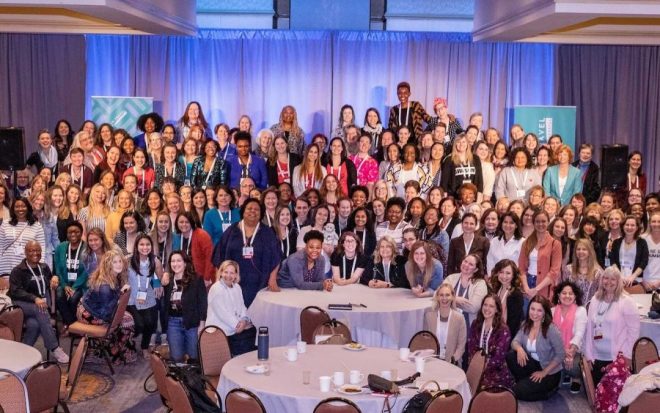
[171,211,215,284]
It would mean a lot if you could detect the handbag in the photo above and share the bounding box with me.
[651,290,660,313]
[401,381,440,413]
[594,352,631,413]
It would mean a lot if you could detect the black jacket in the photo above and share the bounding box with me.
[163,276,208,330]
[572,160,601,204]
[266,153,302,187]
[360,255,410,289]
[609,238,649,275]
[9,260,53,303]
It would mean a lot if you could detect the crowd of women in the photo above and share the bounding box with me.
[3,81,656,400]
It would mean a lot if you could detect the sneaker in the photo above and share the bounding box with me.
[149,334,157,348]
[52,347,70,364]
[570,381,581,394]
[160,333,168,346]
[562,375,571,386]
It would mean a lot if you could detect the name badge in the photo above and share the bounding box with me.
[516,189,526,198]
[137,291,148,302]
[222,223,231,232]
[202,185,207,191]
[242,246,254,259]
[464,179,472,184]
[594,329,603,340]
[172,291,182,301]
[67,272,77,282]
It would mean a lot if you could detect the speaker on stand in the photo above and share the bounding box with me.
[0,127,27,199]
[600,144,629,207]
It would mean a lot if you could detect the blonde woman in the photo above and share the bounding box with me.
[405,240,443,298]
[206,260,256,356]
[105,190,135,241]
[441,134,483,196]
[565,238,603,302]
[78,183,110,237]
[423,284,467,364]
[361,236,407,288]
[54,171,72,192]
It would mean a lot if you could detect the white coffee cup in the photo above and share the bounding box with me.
[296,340,307,354]
[399,347,411,361]
[380,370,392,380]
[285,348,298,361]
[415,356,425,373]
[349,370,364,385]
[333,371,345,386]
[319,376,332,392]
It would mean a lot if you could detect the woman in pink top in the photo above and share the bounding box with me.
[349,134,379,194]
[583,266,640,385]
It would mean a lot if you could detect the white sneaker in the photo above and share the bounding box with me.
[149,334,157,348]
[52,347,70,364]
[160,334,168,346]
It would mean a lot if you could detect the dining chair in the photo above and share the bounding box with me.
[59,335,88,412]
[425,389,463,413]
[300,305,331,344]
[24,361,66,413]
[0,368,30,413]
[313,319,352,344]
[0,275,9,293]
[313,396,362,413]
[465,349,486,397]
[67,288,130,375]
[408,330,440,354]
[0,324,13,340]
[0,305,24,342]
[149,351,171,410]
[467,386,517,413]
[164,375,195,413]
[632,337,659,373]
[225,388,267,413]
[198,325,231,389]
[580,357,597,413]
[627,390,660,413]
[624,284,646,294]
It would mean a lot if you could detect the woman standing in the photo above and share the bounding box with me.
[215,123,236,161]
[134,112,164,150]
[642,210,660,291]
[206,260,256,356]
[566,238,603,302]
[519,211,562,302]
[270,105,305,155]
[190,140,227,191]
[474,141,495,201]
[395,144,428,198]
[507,296,565,401]
[583,266,640,385]
[495,148,542,202]
[78,184,110,236]
[439,197,461,239]
[423,143,445,192]
[423,284,467,364]
[349,135,379,193]
[292,144,326,197]
[543,145,583,206]
[122,148,155,198]
[490,259,524,338]
[323,138,357,196]
[261,187,279,227]
[171,211,215,283]
[105,190,135,241]
[273,205,297,261]
[608,215,648,286]
[345,207,377,258]
[419,206,450,264]
[441,134,483,197]
[382,144,403,197]
[375,197,412,254]
[447,213,490,275]
[535,147,551,179]
[254,129,274,160]
[0,198,47,275]
[113,210,147,258]
[267,135,301,186]
[467,294,515,390]
[176,101,211,143]
[487,212,525,275]
[443,254,488,328]
[361,108,383,156]
[154,143,185,189]
[626,150,646,195]
[163,250,207,362]
[203,185,240,246]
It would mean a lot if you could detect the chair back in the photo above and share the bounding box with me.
[0,324,13,340]
[313,396,362,413]
[198,325,231,376]
[0,305,24,342]
[425,389,463,413]
[465,349,486,397]
[313,319,352,344]
[632,337,659,374]
[164,375,195,413]
[581,357,596,411]
[0,275,8,293]
[0,368,30,413]
[468,386,517,413]
[63,335,88,401]
[300,306,331,344]
[107,289,130,337]
[625,284,646,294]
[225,388,267,413]
[408,330,440,354]
[627,390,660,413]
[149,351,171,407]
[24,361,61,412]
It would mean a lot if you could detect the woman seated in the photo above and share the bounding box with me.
[54,221,88,329]
[330,232,368,286]
[443,254,488,329]
[163,251,207,362]
[206,260,257,356]
[405,241,443,298]
[507,296,565,401]
[489,259,524,338]
[467,293,514,390]
[361,236,408,289]
[550,280,587,394]
[277,230,333,291]
[9,241,69,363]
[423,284,466,364]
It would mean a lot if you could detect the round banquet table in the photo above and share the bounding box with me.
[247,284,432,348]
[0,339,42,378]
[629,294,660,346]
[218,345,471,413]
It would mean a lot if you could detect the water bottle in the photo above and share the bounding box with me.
[257,326,269,360]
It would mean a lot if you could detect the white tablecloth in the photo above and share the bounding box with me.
[629,294,660,346]
[0,339,42,378]
[218,345,471,413]
[247,284,432,348]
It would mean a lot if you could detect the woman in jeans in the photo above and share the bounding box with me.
[163,250,207,362]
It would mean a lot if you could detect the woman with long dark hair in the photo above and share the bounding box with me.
[489,259,524,338]
[345,206,377,258]
[0,197,46,275]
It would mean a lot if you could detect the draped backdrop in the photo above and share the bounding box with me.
[1,30,659,189]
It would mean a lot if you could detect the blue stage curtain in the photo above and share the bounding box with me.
[85,30,556,143]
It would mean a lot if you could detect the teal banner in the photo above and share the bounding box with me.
[91,96,154,137]
[513,106,576,150]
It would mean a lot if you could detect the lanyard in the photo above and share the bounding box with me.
[463,236,474,256]
[166,163,177,178]
[160,233,167,264]
[454,278,470,299]
[70,165,83,189]
[138,169,146,194]
[295,219,301,233]
[220,210,231,223]
[27,263,46,297]
[281,231,290,257]
[510,168,529,191]
[136,260,152,291]
[342,255,357,279]
[328,163,341,182]
[204,158,217,186]
[357,230,366,248]
[354,156,367,184]
[266,214,272,227]
[180,232,192,254]
[276,154,290,181]
[437,311,451,352]
[382,261,391,283]
[241,221,260,247]
[398,104,410,128]
[480,322,492,351]
[67,243,82,271]
[172,274,180,292]
[239,155,252,177]
[219,143,230,161]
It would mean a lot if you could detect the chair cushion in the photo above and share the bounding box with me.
[68,321,108,337]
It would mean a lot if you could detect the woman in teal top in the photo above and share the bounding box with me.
[542,144,582,206]
[54,221,89,327]
[203,185,240,246]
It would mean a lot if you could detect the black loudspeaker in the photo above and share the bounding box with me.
[601,144,628,190]
[0,127,26,170]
